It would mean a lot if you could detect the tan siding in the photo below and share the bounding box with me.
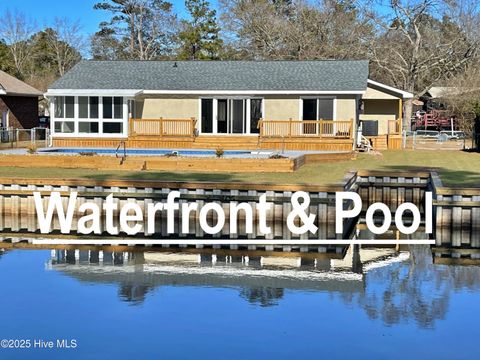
[360,99,399,135]
[138,96,198,119]
[264,96,299,119]
[335,97,356,121]
[363,86,400,100]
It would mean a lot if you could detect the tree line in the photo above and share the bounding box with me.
[0,0,479,125]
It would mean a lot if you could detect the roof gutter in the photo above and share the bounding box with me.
[44,89,143,97]
[44,89,366,96]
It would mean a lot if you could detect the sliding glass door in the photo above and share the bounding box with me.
[200,98,262,135]
[231,99,245,134]
[301,97,335,135]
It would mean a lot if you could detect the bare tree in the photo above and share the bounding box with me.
[361,0,479,127]
[440,60,480,149]
[0,10,37,78]
[219,0,371,60]
[44,17,85,76]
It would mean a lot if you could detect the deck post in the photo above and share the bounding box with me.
[190,117,196,139]
[288,118,292,137]
[129,118,134,136]
[350,118,354,139]
[159,117,163,137]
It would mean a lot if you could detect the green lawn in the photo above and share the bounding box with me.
[1,150,480,187]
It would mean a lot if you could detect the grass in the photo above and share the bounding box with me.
[1,150,480,187]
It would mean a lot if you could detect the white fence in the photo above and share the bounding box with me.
[0,127,50,149]
[402,130,468,150]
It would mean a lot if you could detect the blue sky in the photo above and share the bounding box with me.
[0,0,219,36]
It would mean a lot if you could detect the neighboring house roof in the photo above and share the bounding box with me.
[366,79,414,99]
[47,60,370,95]
[0,70,42,97]
[426,86,463,98]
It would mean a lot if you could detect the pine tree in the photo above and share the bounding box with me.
[178,0,223,60]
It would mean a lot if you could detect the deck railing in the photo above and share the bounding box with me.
[129,118,197,137]
[388,119,401,135]
[258,119,354,139]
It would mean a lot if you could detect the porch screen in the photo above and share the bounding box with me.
[201,99,213,133]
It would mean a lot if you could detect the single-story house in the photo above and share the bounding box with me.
[45,60,412,150]
[0,70,43,130]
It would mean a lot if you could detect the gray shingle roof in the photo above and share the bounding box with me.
[49,60,369,92]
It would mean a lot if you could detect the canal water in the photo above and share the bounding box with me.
[1,231,479,359]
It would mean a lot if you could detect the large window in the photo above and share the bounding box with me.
[103,97,123,119]
[78,96,99,119]
[52,96,125,136]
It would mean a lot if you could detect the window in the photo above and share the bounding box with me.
[103,97,123,119]
[90,97,99,118]
[78,97,88,118]
[103,122,123,134]
[54,97,64,118]
[114,97,123,119]
[79,122,99,133]
[54,121,75,133]
[52,95,126,136]
[79,96,99,119]
[65,97,74,118]
[54,96,74,118]
[103,97,113,119]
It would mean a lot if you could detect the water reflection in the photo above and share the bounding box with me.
[43,244,480,328]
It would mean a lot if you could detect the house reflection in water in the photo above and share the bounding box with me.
[48,246,407,307]
[47,246,480,327]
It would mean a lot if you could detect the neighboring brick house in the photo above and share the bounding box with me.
[0,70,42,130]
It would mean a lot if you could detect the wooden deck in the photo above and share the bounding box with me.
[52,136,355,151]
[52,118,355,151]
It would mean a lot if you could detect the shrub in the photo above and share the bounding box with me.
[215,147,224,158]
[26,144,37,154]
[269,153,287,159]
[163,151,178,157]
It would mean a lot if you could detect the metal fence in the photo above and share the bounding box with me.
[0,127,50,149]
[402,130,468,150]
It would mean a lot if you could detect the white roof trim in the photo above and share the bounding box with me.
[0,89,6,95]
[45,89,366,96]
[45,89,142,97]
[141,90,365,95]
[367,79,413,99]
